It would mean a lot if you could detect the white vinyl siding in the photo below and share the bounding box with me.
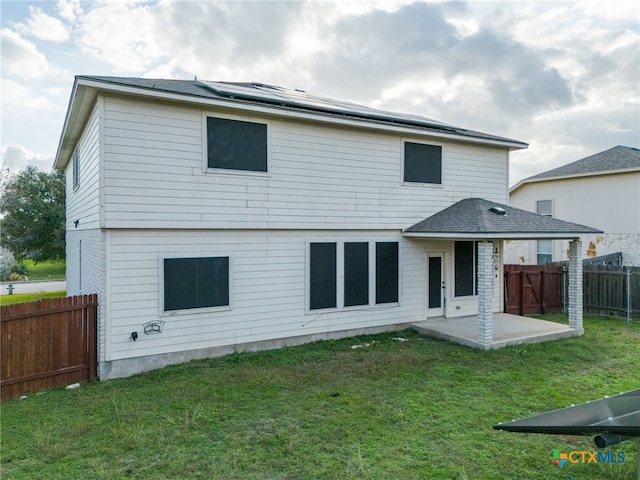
[101,97,510,230]
[512,174,640,235]
[66,101,101,230]
[508,172,640,265]
[104,230,423,362]
[66,228,107,361]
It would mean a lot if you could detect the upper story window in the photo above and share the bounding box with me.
[207,116,267,173]
[403,142,442,185]
[536,200,553,217]
[72,149,80,190]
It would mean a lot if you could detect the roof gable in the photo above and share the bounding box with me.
[512,146,640,192]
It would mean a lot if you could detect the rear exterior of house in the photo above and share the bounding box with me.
[506,146,640,266]
[56,77,528,379]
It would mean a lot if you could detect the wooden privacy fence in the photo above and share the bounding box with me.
[504,264,640,321]
[504,265,564,315]
[583,265,640,321]
[1,294,97,401]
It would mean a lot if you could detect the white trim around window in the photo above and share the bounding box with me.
[401,138,444,187]
[159,253,233,317]
[305,239,401,314]
[201,111,271,177]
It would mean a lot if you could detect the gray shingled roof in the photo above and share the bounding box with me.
[76,75,528,147]
[522,146,640,182]
[405,198,602,239]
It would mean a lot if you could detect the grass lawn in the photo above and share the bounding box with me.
[19,259,66,281]
[2,315,638,479]
[0,290,67,306]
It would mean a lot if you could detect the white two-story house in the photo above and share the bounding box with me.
[54,76,600,379]
[506,146,640,266]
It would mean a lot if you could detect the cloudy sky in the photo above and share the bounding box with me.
[1,0,638,185]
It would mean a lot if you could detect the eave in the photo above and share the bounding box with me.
[403,232,587,240]
[510,167,640,194]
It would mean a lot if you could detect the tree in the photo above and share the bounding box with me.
[0,166,66,262]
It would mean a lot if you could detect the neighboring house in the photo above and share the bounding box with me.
[54,76,599,379]
[506,146,640,266]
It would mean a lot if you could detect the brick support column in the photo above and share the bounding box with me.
[477,241,494,344]
[568,239,583,329]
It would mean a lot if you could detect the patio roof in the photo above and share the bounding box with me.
[404,197,603,240]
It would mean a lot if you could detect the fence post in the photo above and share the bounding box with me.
[563,265,568,314]
[540,270,546,314]
[627,268,632,323]
[520,270,525,316]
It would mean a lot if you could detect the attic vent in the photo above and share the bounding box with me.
[489,206,506,216]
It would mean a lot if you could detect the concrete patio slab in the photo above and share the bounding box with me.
[412,313,583,350]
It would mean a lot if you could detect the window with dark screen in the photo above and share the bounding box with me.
[375,242,399,304]
[207,117,267,172]
[309,243,337,310]
[454,241,478,297]
[308,241,399,311]
[164,257,229,311]
[344,242,369,307]
[404,142,442,184]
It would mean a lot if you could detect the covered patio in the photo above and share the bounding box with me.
[404,198,603,349]
[412,313,582,350]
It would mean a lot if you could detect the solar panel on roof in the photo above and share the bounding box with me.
[199,81,284,103]
[494,389,640,436]
[198,80,457,131]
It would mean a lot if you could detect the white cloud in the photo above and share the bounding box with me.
[17,6,70,42]
[0,78,63,113]
[77,1,170,73]
[0,0,637,187]
[0,29,70,80]
[0,145,53,173]
[57,0,82,23]
[575,0,640,22]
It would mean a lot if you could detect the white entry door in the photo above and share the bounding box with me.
[427,254,445,317]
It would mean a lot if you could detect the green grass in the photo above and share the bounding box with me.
[17,259,66,281]
[2,315,638,479]
[0,290,67,306]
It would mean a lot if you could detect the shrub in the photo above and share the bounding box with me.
[11,261,28,275]
[7,272,26,282]
[0,247,16,281]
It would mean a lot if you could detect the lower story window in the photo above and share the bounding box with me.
[309,243,337,310]
[309,240,399,311]
[164,256,229,312]
[454,241,478,297]
[376,242,399,304]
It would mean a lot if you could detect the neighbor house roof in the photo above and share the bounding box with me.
[404,197,603,240]
[54,75,528,170]
[511,146,640,193]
